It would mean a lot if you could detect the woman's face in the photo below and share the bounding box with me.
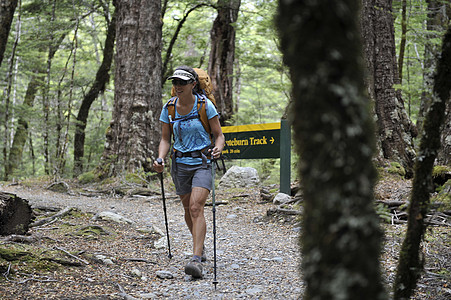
[172,79,196,98]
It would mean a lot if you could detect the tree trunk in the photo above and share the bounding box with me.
[397,0,407,83]
[277,1,387,299]
[394,27,451,300]
[0,192,33,236]
[42,0,58,175]
[437,102,450,165]
[2,2,20,180]
[73,10,116,176]
[208,0,240,125]
[0,0,18,67]
[55,16,80,177]
[100,0,162,177]
[7,72,41,179]
[361,0,416,177]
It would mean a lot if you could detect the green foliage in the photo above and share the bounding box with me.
[124,171,148,186]
[431,179,451,213]
[1,0,447,182]
[77,171,99,184]
[387,162,407,177]
[392,0,448,121]
[375,203,392,224]
[233,0,290,125]
[0,244,60,276]
[432,165,451,178]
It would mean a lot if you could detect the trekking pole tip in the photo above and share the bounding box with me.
[213,281,218,290]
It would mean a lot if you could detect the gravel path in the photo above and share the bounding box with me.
[1,182,303,299]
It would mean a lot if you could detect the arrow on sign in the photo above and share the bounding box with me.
[270,137,275,144]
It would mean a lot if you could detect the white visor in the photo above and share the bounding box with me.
[168,70,196,81]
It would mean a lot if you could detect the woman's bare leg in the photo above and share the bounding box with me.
[181,187,209,257]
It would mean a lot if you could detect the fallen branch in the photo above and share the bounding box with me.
[3,265,57,284]
[121,257,157,264]
[2,234,36,243]
[275,207,303,215]
[267,206,303,216]
[54,246,89,265]
[30,207,74,227]
[376,200,406,207]
[43,257,83,267]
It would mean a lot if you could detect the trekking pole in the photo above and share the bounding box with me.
[211,157,218,289]
[156,158,173,259]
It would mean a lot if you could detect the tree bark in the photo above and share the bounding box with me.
[397,0,407,84]
[0,0,18,67]
[361,0,416,176]
[437,102,450,165]
[2,1,20,180]
[100,0,162,177]
[0,192,33,236]
[277,1,387,299]
[394,27,451,300]
[208,0,240,125]
[73,10,116,176]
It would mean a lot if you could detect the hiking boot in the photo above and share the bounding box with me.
[185,259,203,278]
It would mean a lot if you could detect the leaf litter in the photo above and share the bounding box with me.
[0,176,449,299]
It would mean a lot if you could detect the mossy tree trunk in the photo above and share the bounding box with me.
[393,27,451,300]
[208,0,240,125]
[277,1,387,299]
[6,72,41,180]
[73,9,116,177]
[100,0,162,177]
[361,0,417,176]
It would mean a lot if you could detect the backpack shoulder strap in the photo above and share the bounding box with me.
[165,97,177,135]
[196,94,211,136]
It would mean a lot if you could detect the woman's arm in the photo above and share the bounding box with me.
[208,115,225,159]
[153,122,171,172]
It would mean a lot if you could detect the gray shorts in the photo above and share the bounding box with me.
[171,163,212,195]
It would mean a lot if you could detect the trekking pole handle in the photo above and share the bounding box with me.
[156,158,163,165]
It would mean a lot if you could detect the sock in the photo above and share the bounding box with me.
[192,255,202,262]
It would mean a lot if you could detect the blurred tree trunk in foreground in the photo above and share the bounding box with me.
[394,27,451,300]
[277,1,387,299]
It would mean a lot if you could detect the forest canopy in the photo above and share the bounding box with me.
[0,0,449,180]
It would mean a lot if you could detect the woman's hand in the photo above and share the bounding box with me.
[209,146,223,159]
[153,158,165,173]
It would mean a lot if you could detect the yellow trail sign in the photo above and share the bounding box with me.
[221,122,281,159]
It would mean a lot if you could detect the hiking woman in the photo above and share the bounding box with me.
[153,66,225,278]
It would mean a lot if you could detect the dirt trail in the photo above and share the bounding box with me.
[0,183,302,299]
